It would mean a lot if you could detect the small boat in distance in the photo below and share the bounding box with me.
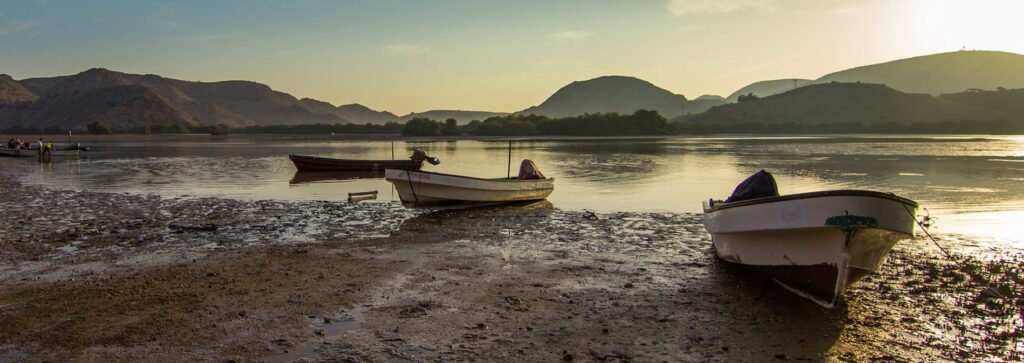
[289,149,440,172]
[702,170,918,307]
[0,147,37,157]
[0,145,83,157]
[385,160,554,205]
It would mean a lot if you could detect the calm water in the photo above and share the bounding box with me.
[13,134,1024,247]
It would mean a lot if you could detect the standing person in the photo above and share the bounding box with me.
[35,138,44,156]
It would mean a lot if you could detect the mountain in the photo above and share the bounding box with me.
[727,79,812,102]
[8,68,346,131]
[401,110,508,123]
[0,74,39,104]
[938,88,1024,115]
[0,84,199,131]
[338,104,399,124]
[297,99,399,124]
[682,95,728,115]
[815,50,1024,95]
[682,82,1011,126]
[518,76,688,118]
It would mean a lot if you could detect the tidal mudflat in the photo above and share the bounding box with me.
[1,159,1021,362]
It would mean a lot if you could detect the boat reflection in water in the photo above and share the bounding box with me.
[289,170,385,185]
[397,199,554,234]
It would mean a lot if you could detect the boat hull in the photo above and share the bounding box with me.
[0,148,37,157]
[385,169,554,204]
[289,154,422,171]
[0,148,80,157]
[702,191,917,307]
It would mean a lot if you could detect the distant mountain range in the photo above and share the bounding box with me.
[726,51,1024,100]
[3,50,1024,132]
[727,79,812,102]
[681,82,1022,126]
[815,51,1024,94]
[1,68,345,131]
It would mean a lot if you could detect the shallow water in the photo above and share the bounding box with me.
[10,134,1024,247]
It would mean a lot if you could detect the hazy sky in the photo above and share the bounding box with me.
[2,0,1022,114]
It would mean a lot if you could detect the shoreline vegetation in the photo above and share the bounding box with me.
[4,109,1024,137]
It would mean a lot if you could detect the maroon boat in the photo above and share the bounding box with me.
[288,150,440,172]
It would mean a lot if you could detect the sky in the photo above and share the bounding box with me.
[1,0,1022,114]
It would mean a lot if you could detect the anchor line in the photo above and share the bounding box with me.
[405,169,420,204]
[901,203,1005,299]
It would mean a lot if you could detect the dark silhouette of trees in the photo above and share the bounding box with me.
[442,118,460,135]
[402,117,442,136]
[737,93,759,103]
[464,110,673,136]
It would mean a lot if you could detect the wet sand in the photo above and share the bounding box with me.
[1,161,1021,361]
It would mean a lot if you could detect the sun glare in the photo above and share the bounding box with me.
[912,0,1024,53]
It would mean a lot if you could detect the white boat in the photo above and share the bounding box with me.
[703,172,918,307]
[0,147,81,157]
[0,147,38,157]
[384,167,554,204]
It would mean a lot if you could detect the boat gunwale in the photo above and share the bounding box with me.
[289,154,422,165]
[385,168,554,184]
[704,190,918,213]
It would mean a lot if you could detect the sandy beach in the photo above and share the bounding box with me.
[1,159,1021,362]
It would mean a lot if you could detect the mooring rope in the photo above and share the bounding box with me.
[902,203,1006,299]
[405,169,420,204]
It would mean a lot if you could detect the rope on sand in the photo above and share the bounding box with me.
[902,203,1006,299]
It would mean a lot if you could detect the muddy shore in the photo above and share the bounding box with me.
[1,160,1021,361]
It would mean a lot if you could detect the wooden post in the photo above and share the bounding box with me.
[507,140,512,179]
[391,141,395,160]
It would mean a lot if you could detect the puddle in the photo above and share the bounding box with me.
[261,317,361,363]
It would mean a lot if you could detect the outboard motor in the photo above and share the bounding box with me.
[410,149,441,165]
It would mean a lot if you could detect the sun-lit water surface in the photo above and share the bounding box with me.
[15,134,1024,247]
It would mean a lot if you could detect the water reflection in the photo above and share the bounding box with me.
[9,134,1024,246]
[290,170,385,185]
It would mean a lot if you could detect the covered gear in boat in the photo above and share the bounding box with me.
[518,159,545,179]
[725,169,778,203]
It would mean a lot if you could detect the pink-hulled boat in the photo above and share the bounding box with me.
[288,150,439,172]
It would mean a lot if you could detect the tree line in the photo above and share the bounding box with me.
[5,112,1023,136]
[674,120,1024,135]
[399,110,674,137]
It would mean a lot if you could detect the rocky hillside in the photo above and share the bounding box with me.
[518,76,689,118]
[681,82,1013,126]
[815,50,1024,95]
[0,74,39,104]
[5,68,347,131]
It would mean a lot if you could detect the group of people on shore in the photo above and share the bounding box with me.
[6,137,54,155]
